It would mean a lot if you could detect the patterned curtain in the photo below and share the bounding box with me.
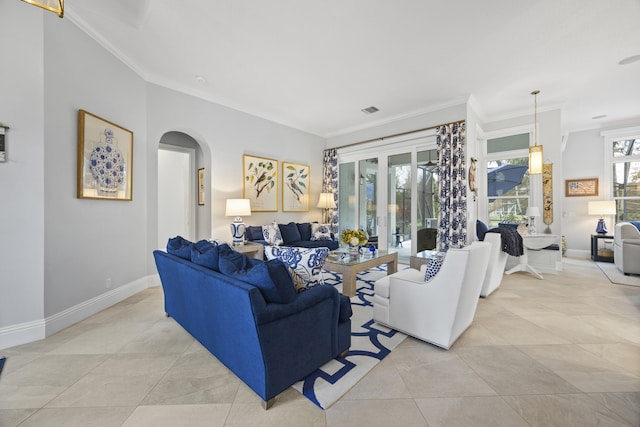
[322,148,339,233]
[436,121,467,251]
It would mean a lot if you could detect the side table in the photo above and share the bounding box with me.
[591,234,614,263]
[231,241,264,260]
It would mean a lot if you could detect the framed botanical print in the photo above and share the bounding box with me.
[77,110,133,200]
[243,154,278,211]
[282,162,310,212]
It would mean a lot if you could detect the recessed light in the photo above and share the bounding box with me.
[592,115,607,120]
[361,106,379,114]
[618,54,640,65]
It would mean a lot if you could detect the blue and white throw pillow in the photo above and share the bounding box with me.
[424,252,446,282]
[310,223,332,241]
[262,221,283,246]
[264,246,329,292]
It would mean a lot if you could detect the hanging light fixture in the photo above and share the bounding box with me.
[21,0,64,18]
[529,90,543,175]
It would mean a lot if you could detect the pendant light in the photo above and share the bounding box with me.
[529,90,543,175]
[21,0,64,18]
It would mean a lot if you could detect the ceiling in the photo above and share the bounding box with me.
[65,0,640,138]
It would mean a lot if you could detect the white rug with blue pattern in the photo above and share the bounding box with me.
[291,265,407,409]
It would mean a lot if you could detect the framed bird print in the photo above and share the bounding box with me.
[282,162,310,212]
[243,154,278,211]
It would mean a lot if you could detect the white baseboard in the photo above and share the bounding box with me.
[0,274,160,351]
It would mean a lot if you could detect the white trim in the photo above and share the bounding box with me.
[600,126,640,140]
[0,274,160,350]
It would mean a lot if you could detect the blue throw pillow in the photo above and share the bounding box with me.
[297,222,312,241]
[311,223,332,241]
[245,226,264,241]
[630,221,640,232]
[279,222,302,244]
[167,236,193,259]
[190,240,220,271]
[424,252,446,282]
[219,249,295,304]
[476,220,489,241]
[264,246,329,292]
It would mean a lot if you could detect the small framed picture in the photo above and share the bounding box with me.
[197,168,205,206]
[565,178,598,197]
[77,110,133,200]
[282,162,310,212]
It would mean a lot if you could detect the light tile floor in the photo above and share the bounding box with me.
[1,258,639,426]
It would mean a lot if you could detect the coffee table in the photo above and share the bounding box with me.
[324,251,398,297]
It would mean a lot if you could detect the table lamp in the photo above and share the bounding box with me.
[526,206,540,235]
[225,199,251,245]
[587,201,616,235]
[316,192,336,223]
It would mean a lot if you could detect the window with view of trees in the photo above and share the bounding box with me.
[612,138,640,221]
[485,133,531,227]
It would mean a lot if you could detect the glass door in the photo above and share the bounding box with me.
[387,153,411,260]
[416,149,439,253]
[359,158,378,246]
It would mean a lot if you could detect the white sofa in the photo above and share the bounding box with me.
[372,241,491,349]
[480,232,508,297]
[614,222,640,275]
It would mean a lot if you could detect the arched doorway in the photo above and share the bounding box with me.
[157,131,210,248]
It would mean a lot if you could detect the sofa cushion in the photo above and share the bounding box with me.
[264,246,329,292]
[476,220,489,241]
[262,221,284,246]
[190,240,221,271]
[245,225,264,241]
[424,253,446,282]
[631,221,640,232]
[339,294,353,323]
[311,223,332,241]
[218,247,295,304]
[297,222,312,241]
[279,222,302,244]
[167,236,193,259]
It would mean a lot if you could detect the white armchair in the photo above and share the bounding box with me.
[614,222,640,275]
[480,232,508,297]
[372,241,491,349]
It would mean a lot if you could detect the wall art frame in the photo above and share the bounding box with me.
[197,168,205,206]
[243,154,278,211]
[282,161,310,212]
[565,177,598,197]
[77,110,133,201]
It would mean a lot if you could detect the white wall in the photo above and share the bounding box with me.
[0,2,45,340]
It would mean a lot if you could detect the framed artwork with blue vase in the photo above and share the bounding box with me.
[77,110,133,200]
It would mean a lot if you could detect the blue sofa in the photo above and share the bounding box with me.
[245,222,339,250]
[153,239,351,408]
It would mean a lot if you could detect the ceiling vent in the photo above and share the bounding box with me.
[361,106,379,114]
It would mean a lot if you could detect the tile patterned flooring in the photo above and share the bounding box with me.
[1,258,639,426]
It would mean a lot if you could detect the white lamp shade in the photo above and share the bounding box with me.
[225,199,251,217]
[316,193,336,209]
[526,206,540,217]
[588,201,616,216]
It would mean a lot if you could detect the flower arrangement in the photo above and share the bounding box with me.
[340,229,368,247]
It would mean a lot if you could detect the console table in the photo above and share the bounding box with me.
[506,234,560,280]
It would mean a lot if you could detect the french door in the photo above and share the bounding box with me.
[337,132,438,262]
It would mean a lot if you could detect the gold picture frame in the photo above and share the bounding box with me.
[77,110,133,200]
[243,154,278,211]
[565,177,598,197]
[197,168,205,206]
[282,162,310,212]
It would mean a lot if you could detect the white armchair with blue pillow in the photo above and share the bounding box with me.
[372,241,491,349]
[614,222,640,275]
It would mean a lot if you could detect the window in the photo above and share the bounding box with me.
[485,133,531,227]
[611,137,640,221]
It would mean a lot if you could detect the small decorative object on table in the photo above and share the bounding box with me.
[340,229,367,259]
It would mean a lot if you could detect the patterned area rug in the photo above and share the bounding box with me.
[291,266,406,409]
[596,262,640,287]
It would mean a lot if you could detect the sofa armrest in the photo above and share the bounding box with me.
[253,284,340,325]
[622,238,640,246]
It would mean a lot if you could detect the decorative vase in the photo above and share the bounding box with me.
[89,128,126,196]
[348,245,359,259]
